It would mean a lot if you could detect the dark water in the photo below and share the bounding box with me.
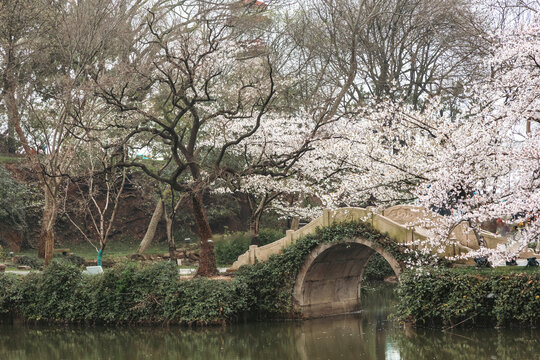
[0,284,539,360]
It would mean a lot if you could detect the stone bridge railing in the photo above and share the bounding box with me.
[228,206,506,271]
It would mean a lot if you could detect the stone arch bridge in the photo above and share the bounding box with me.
[229,206,507,317]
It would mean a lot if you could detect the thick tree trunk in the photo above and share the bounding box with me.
[137,199,163,254]
[249,212,262,246]
[290,216,300,231]
[4,67,56,265]
[191,192,217,276]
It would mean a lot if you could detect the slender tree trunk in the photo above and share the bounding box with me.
[249,193,269,246]
[39,188,58,265]
[164,212,177,260]
[137,199,163,254]
[191,191,217,276]
[467,219,487,248]
[7,121,16,153]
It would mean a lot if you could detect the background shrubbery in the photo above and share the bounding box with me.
[214,229,283,265]
[396,269,540,327]
[363,253,395,282]
[14,255,43,269]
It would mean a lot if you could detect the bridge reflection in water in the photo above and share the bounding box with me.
[1,284,539,360]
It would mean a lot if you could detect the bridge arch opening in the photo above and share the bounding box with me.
[293,238,402,318]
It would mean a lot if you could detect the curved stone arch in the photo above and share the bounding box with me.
[293,238,403,318]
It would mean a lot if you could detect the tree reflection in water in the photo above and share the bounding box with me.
[0,284,538,360]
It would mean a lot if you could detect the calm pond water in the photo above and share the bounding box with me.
[0,284,539,360]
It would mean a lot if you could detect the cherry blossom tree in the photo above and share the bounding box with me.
[406,13,540,260]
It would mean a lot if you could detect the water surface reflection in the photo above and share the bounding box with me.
[0,284,538,359]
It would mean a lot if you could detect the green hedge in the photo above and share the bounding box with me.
[0,261,249,325]
[396,269,540,327]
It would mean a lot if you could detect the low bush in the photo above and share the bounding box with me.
[257,228,283,246]
[14,255,43,269]
[396,269,540,327]
[53,253,86,268]
[214,229,284,266]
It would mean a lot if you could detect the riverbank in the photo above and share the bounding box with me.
[395,267,540,328]
[2,284,540,360]
[2,220,538,328]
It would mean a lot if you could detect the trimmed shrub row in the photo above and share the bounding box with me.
[0,261,248,325]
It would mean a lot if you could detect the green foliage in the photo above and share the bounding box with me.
[0,261,251,325]
[214,228,284,266]
[14,255,43,269]
[236,233,320,317]
[396,269,540,327]
[363,253,395,282]
[214,232,251,265]
[258,228,283,246]
[491,273,540,325]
[0,166,28,230]
[0,245,4,261]
[53,253,86,268]
[173,278,249,325]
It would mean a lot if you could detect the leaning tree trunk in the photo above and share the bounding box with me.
[191,191,217,277]
[137,199,163,254]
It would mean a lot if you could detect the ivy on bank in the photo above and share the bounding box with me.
[396,269,540,327]
[0,220,405,325]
